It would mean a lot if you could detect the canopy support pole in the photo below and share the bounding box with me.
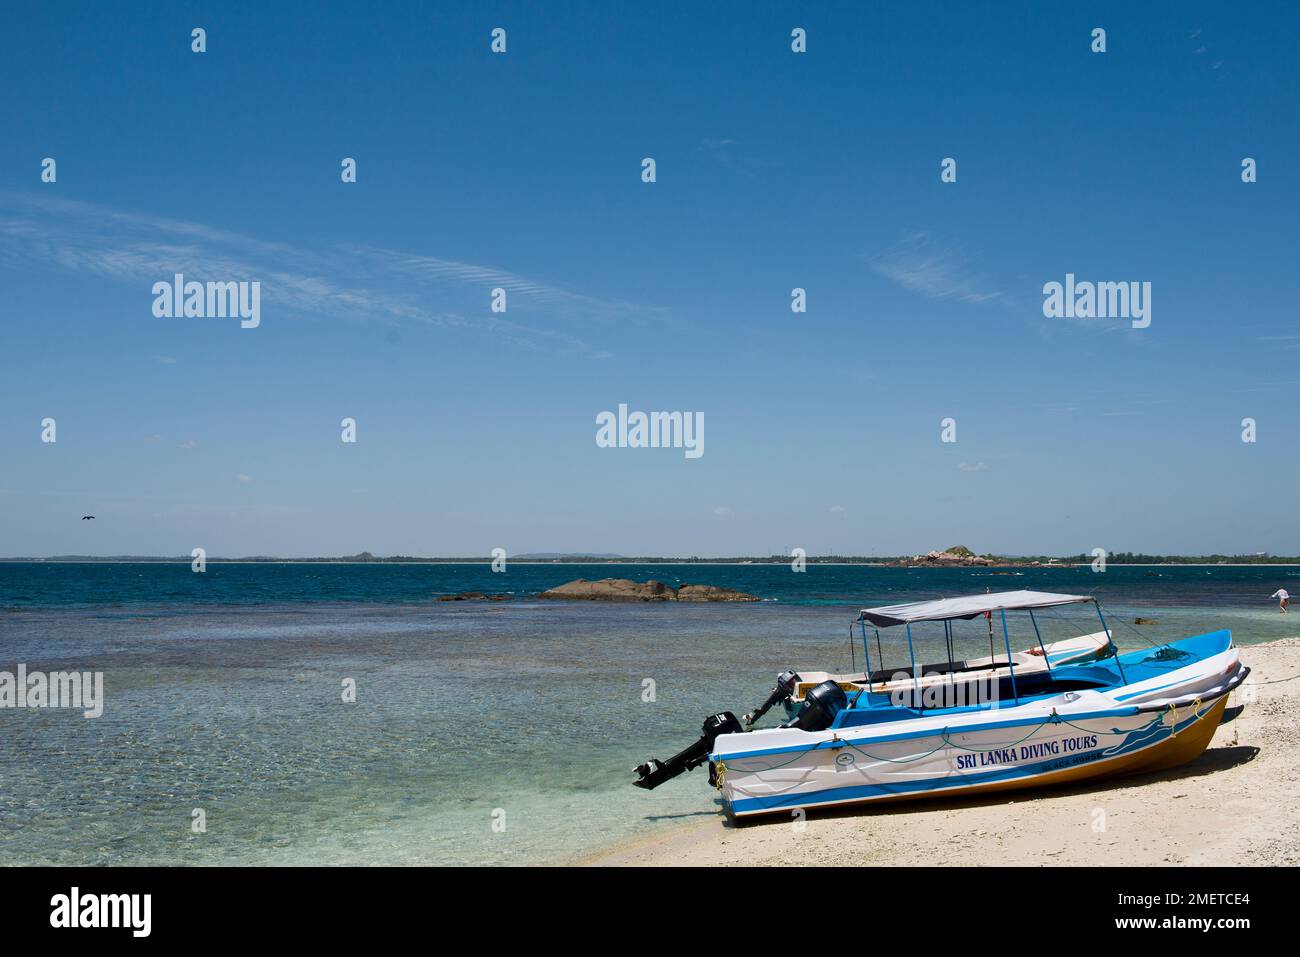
[1028,609,1051,673]
[944,618,957,704]
[1094,600,1127,684]
[1000,609,1019,705]
[905,623,921,711]
[859,618,874,692]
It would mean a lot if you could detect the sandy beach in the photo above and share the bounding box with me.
[583,637,1300,867]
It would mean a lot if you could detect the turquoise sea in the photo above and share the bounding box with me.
[1,562,1296,865]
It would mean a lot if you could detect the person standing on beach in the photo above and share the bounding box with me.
[1271,588,1290,613]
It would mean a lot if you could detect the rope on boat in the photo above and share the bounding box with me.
[1164,697,1203,738]
[713,748,814,789]
[1046,708,1128,735]
[938,720,1056,754]
[848,736,950,763]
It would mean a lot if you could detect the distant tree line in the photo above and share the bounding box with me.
[7,551,1299,564]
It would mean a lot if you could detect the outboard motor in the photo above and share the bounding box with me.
[743,669,801,726]
[633,712,744,790]
[781,679,847,732]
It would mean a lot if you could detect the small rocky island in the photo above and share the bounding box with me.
[539,578,761,602]
[892,545,998,567]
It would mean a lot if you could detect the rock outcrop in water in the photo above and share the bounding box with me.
[895,545,998,567]
[675,583,760,602]
[539,578,760,602]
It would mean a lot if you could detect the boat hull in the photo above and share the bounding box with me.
[718,686,1233,819]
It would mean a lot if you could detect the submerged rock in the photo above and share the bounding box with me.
[538,578,759,602]
[436,591,512,601]
[539,578,671,601]
[676,583,761,602]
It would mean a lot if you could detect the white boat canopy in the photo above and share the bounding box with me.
[859,590,1094,627]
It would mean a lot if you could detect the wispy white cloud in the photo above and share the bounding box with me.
[350,245,651,324]
[957,461,989,472]
[868,233,1005,305]
[0,191,651,358]
[697,137,779,176]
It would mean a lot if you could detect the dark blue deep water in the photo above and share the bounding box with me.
[3,560,1298,609]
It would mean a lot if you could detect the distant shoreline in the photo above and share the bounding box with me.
[3,559,1300,568]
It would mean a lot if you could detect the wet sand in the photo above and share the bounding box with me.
[582,638,1299,866]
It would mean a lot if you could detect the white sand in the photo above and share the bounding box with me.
[583,638,1300,866]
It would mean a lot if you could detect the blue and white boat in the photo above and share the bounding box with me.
[633,591,1249,818]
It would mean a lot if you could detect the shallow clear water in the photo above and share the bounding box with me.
[1,563,1295,864]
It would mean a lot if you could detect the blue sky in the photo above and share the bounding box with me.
[2,1,1298,557]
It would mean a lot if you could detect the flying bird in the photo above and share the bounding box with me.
[81,515,95,520]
